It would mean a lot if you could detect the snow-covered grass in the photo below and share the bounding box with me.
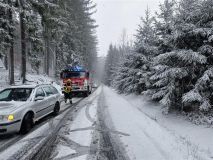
[184,111,213,126]
[104,87,212,160]
[122,93,213,159]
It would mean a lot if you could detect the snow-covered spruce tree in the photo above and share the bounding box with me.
[19,0,34,83]
[144,0,176,104]
[30,0,64,75]
[133,8,158,93]
[0,0,17,84]
[154,0,175,54]
[112,8,157,94]
[52,0,97,75]
[27,11,43,74]
[104,44,120,86]
[0,1,11,57]
[105,32,133,89]
[18,0,64,80]
[147,0,213,112]
[181,0,213,111]
[0,0,98,83]
[112,52,149,94]
[112,54,134,93]
[74,0,98,71]
[152,50,206,112]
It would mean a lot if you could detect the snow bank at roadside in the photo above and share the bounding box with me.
[103,87,212,160]
[123,94,213,159]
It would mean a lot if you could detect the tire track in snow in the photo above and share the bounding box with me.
[50,90,101,160]
[93,90,131,160]
[141,128,171,160]
[51,87,130,160]
[85,97,98,124]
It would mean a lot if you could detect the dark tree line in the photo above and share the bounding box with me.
[0,0,97,84]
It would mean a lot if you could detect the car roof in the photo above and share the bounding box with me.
[7,84,52,89]
[9,84,37,89]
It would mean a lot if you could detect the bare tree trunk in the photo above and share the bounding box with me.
[54,44,58,78]
[20,0,27,84]
[4,54,8,70]
[9,43,14,85]
[44,24,50,75]
[8,0,14,85]
[46,36,50,75]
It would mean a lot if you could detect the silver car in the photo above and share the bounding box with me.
[0,84,62,134]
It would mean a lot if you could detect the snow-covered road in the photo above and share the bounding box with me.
[104,87,212,160]
[50,87,101,160]
[1,86,211,160]
[50,86,213,160]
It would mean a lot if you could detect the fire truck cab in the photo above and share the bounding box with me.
[60,66,92,97]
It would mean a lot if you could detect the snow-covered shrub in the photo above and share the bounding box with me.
[184,111,213,126]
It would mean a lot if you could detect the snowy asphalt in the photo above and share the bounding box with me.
[0,86,212,160]
[49,86,212,160]
[49,86,130,160]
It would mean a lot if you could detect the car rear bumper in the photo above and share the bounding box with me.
[0,120,21,134]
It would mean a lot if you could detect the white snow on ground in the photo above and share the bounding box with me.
[72,155,87,160]
[69,105,95,146]
[103,86,212,160]
[0,69,59,91]
[123,94,213,159]
[2,85,212,160]
[53,87,101,160]
[55,145,76,158]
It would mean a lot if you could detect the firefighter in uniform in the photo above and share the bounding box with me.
[64,79,72,104]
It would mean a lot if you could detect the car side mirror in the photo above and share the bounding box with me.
[34,96,44,101]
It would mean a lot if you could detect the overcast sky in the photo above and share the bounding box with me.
[93,0,164,57]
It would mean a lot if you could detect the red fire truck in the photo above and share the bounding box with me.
[60,66,92,97]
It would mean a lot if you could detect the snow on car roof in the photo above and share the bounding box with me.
[9,84,37,89]
[8,84,52,89]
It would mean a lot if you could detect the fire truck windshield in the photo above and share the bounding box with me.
[62,72,86,78]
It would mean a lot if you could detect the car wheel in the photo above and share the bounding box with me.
[53,102,60,116]
[20,113,33,135]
